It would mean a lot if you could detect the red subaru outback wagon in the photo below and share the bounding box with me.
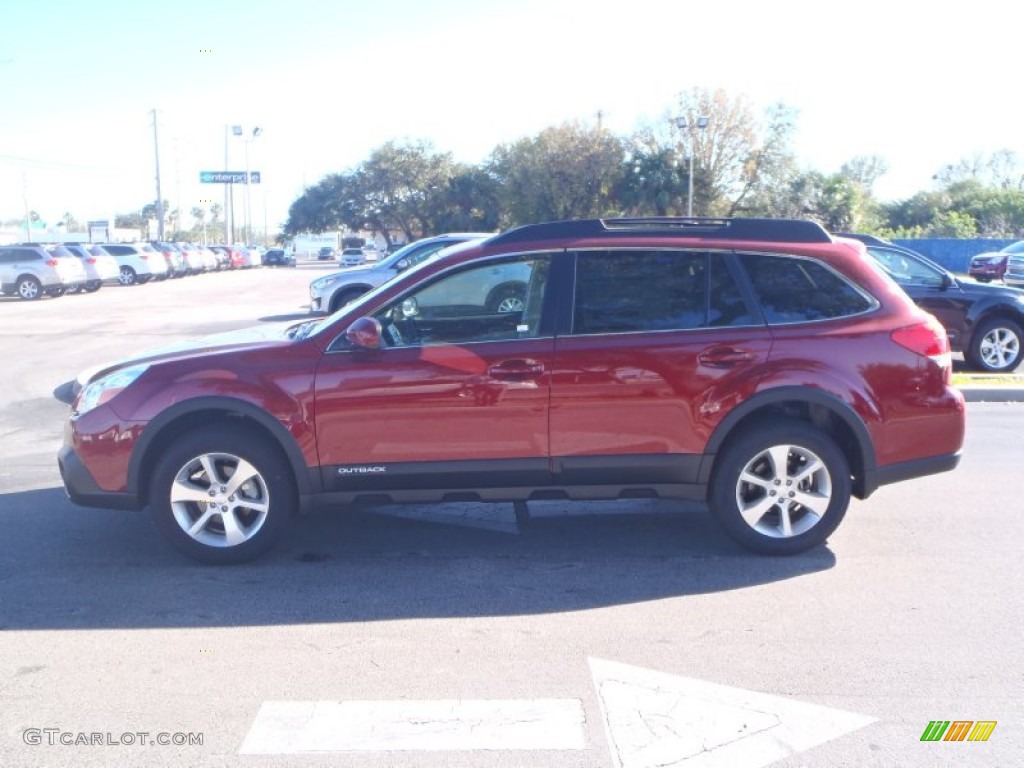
[59,218,965,563]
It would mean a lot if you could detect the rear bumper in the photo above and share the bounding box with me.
[58,444,142,511]
[872,451,962,493]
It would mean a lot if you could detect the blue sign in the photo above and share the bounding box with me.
[199,171,247,184]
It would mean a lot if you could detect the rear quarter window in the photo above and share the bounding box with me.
[739,253,874,324]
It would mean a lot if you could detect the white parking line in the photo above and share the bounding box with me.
[239,698,586,753]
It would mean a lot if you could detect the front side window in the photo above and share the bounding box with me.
[867,246,945,288]
[573,250,715,334]
[371,255,550,347]
[740,253,874,324]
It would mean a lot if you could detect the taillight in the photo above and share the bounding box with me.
[139,254,148,260]
[891,318,952,373]
[87,257,97,264]
[46,259,59,267]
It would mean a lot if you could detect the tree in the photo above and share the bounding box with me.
[285,142,500,243]
[488,121,625,225]
[661,89,800,216]
[840,155,888,192]
[61,211,84,232]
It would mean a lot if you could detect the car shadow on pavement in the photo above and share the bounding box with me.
[0,487,835,631]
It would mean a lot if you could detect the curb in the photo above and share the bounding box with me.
[958,387,1024,403]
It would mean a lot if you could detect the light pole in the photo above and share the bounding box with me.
[675,115,709,217]
[232,125,262,245]
[151,109,164,240]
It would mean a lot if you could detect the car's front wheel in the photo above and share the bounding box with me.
[329,287,368,314]
[709,419,851,555]
[486,284,526,314]
[151,427,296,564]
[16,275,42,300]
[967,317,1022,372]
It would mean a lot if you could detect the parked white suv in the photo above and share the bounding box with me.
[64,244,120,292]
[309,233,490,314]
[0,244,87,300]
[99,243,169,285]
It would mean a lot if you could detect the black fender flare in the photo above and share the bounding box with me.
[126,395,317,501]
[700,385,880,498]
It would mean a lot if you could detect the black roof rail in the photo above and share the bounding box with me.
[832,232,893,246]
[488,217,832,245]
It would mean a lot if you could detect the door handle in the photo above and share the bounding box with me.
[697,347,755,367]
[488,359,545,380]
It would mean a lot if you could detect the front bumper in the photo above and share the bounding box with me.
[58,444,141,511]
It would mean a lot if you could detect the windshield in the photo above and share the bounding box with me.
[1002,241,1024,254]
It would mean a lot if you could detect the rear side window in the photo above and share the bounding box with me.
[739,253,874,324]
[103,245,130,256]
[572,250,754,334]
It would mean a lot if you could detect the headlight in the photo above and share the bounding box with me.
[76,364,149,416]
[312,276,339,290]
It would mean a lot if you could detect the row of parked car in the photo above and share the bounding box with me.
[0,242,274,300]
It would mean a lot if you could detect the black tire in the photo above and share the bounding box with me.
[119,266,138,286]
[46,286,67,298]
[485,283,526,314]
[966,316,1023,373]
[709,419,851,555]
[16,275,42,300]
[150,427,296,564]
[84,281,102,293]
[329,287,368,314]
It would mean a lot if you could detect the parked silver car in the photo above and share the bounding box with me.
[0,244,87,300]
[309,233,490,314]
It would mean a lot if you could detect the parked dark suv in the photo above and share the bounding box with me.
[59,218,965,563]
[839,233,1024,372]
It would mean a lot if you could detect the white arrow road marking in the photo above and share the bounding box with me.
[589,658,876,768]
[238,699,586,754]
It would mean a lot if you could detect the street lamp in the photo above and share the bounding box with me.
[674,115,710,217]
[232,125,262,245]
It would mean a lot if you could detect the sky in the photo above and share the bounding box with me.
[1,0,1021,236]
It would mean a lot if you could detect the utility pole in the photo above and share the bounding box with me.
[22,172,31,243]
[151,109,164,240]
[224,125,236,244]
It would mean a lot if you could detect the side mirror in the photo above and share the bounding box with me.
[345,317,382,349]
[395,259,410,271]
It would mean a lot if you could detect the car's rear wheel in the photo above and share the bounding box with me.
[151,427,296,564]
[16,275,42,300]
[119,266,138,285]
[709,419,851,555]
[84,280,102,293]
[46,286,67,298]
[967,317,1022,372]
